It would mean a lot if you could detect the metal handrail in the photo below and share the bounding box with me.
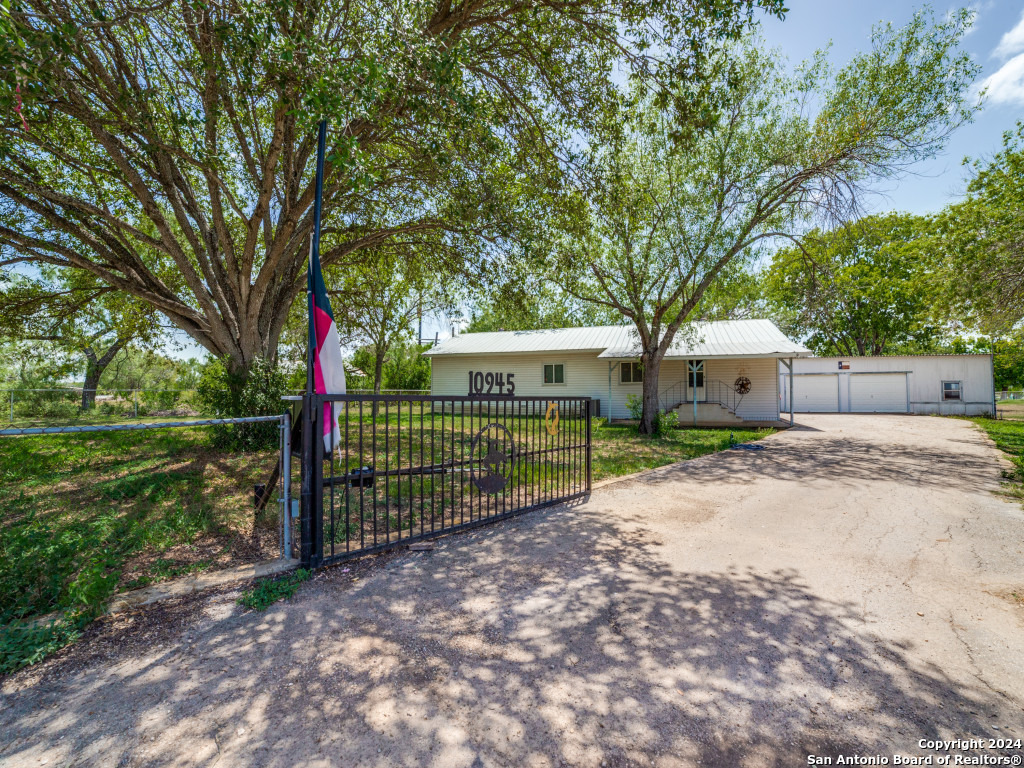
[658,378,742,414]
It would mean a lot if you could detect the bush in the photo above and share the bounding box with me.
[197,357,286,450]
[653,409,678,435]
[0,613,87,677]
[626,394,643,421]
[238,569,310,611]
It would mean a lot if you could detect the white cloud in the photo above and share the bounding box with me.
[977,52,1024,105]
[993,9,1024,59]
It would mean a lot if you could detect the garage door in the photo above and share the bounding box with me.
[849,373,908,413]
[788,374,840,412]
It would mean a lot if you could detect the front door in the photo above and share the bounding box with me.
[687,360,705,402]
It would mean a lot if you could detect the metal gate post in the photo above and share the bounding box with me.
[300,394,315,569]
[311,397,324,568]
[281,410,292,559]
[585,398,593,492]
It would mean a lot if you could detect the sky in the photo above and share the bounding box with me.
[758,0,1024,215]
[172,1,1024,359]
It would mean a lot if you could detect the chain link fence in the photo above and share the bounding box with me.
[3,388,204,424]
[3,388,429,425]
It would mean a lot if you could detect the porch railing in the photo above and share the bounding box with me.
[658,379,744,415]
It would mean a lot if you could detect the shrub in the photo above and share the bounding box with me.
[625,394,643,421]
[197,357,286,450]
[0,613,86,677]
[238,569,310,611]
[653,409,678,435]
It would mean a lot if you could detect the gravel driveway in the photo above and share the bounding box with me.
[2,414,1023,767]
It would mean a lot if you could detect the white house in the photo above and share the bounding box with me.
[424,319,811,426]
[779,355,995,416]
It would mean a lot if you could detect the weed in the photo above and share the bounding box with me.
[0,611,88,677]
[238,569,310,612]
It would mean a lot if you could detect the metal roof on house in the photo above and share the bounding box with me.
[423,319,811,360]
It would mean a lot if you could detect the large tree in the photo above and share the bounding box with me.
[935,121,1024,334]
[551,11,979,433]
[762,213,939,357]
[0,0,785,379]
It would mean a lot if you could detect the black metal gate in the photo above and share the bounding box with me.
[301,395,591,568]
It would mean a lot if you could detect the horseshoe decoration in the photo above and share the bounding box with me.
[545,401,560,435]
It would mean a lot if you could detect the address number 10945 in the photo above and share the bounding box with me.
[468,371,515,396]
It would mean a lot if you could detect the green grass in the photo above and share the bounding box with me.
[591,423,773,481]
[0,407,770,674]
[238,569,310,611]
[971,417,1024,501]
[0,428,278,675]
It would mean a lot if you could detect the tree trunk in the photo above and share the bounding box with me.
[371,344,387,417]
[82,356,100,410]
[80,338,126,410]
[373,346,386,395]
[639,351,664,435]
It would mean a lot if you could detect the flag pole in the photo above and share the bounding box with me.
[300,118,328,568]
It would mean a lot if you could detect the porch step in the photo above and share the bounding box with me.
[672,401,745,426]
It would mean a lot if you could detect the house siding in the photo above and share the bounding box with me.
[778,355,994,416]
[429,351,781,422]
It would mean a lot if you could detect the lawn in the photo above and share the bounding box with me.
[591,422,772,481]
[995,400,1024,422]
[0,412,772,674]
[971,417,1024,500]
[0,428,279,674]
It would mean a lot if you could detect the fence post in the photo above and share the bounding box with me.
[281,410,292,559]
[585,398,593,492]
[300,393,315,569]
[133,390,138,419]
[9,391,12,423]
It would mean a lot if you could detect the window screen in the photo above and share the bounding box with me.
[620,362,643,383]
[543,364,564,384]
[942,381,961,401]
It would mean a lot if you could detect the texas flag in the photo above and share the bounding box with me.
[308,241,346,452]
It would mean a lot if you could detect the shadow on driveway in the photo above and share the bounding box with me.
[1,501,1015,768]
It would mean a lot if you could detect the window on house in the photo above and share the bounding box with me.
[543,363,564,385]
[687,360,705,388]
[620,362,644,383]
[942,381,962,401]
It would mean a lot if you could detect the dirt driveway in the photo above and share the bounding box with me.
[2,414,1023,767]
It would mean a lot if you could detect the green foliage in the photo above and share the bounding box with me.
[993,336,1024,391]
[0,612,87,677]
[935,122,1024,333]
[238,569,310,612]
[550,12,980,434]
[466,284,619,332]
[762,213,939,356]
[350,340,432,391]
[970,418,1024,506]
[590,423,773,481]
[653,409,679,436]
[626,394,644,421]
[0,427,278,670]
[197,357,286,450]
[0,0,786,376]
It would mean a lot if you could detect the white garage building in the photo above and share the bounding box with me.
[425,319,810,426]
[779,355,995,416]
